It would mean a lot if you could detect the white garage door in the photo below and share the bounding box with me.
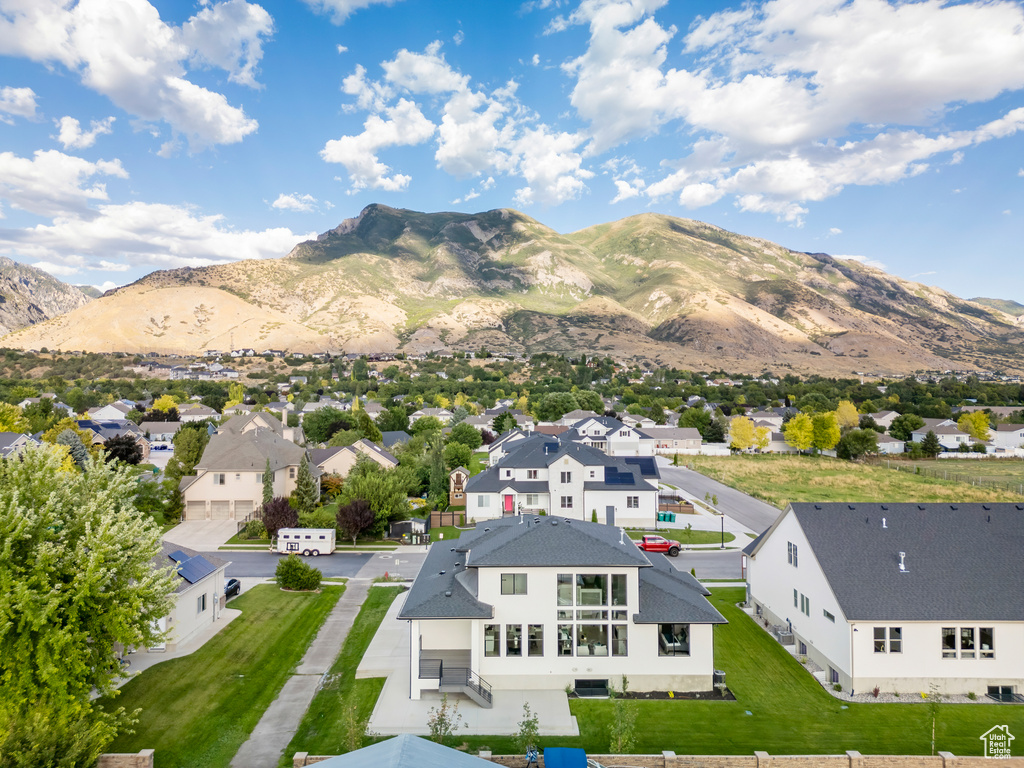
[185,500,207,521]
[235,500,254,518]
[210,501,232,520]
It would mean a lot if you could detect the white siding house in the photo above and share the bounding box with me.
[400,517,726,705]
[745,503,1024,697]
[151,544,228,652]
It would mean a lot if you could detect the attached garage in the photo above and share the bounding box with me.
[210,500,232,520]
[235,500,254,519]
[185,500,207,521]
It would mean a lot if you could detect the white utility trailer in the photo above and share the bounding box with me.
[275,528,336,556]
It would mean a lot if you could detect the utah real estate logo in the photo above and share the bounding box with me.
[981,725,1014,758]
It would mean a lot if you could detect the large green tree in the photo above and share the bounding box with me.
[889,413,925,442]
[302,406,353,444]
[0,445,174,765]
[293,454,318,515]
[448,422,483,451]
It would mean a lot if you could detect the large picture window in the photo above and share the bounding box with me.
[873,626,901,653]
[576,624,608,656]
[501,573,527,595]
[942,626,994,659]
[556,572,628,658]
[658,623,689,656]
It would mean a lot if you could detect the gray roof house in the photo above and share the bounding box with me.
[744,502,1024,697]
[399,517,726,706]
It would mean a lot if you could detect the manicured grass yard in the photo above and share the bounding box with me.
[626,528,736,545]
[687,455,1022,510]
[283,587,405,763]
[430,525,463,542]
[100,585,343,768]
[459,588,1023,756]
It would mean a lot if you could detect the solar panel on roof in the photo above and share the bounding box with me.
[176,555,217,584]
[168,549,189,563]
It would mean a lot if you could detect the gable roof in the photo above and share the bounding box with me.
[153,543,228,594]
[760,503,1024,621]
[380,430,411,448]
[633,555,727,625]
[197,426,310,474]
[314,734,494,768]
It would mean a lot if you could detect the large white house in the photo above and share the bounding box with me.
[399,517,727,706]
[564,416,656,457]
[744,502,1024,697]
[466,438,660,527]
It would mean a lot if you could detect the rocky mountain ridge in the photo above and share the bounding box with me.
[2,205,1022,376]
[0,257,92,336]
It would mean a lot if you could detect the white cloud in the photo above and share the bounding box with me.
[33,260,82,277]
[271,193,319,212]
[828,227,842,235]
[553,0,1024,217]
[453,30,464,46]
[0,86,37,123]
[321,99,436,191]
[512,126,592,206]
[382,41,470,95]
[300,0,401,25]
[0,0,265,150]
[0,201,315,272]
[0,149,128,217]
[54,116,116,149]
[180,0,274,88]
[949,151,964,165]
[911,270,937,278]
[833,254,887,271]
[337,44,348,53]
[1018,169,1024,177]
[435,89,514,177]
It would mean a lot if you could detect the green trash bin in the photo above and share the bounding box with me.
[669,512,677,523]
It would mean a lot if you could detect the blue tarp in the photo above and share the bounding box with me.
[543,747,588,768]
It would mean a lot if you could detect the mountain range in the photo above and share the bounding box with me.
[0,256,92,337]
[2,204,1023,376]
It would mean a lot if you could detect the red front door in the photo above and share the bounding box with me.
[504,494,514,513]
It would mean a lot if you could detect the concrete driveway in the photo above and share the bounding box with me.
[163,520,238,550]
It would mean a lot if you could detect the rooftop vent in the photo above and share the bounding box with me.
[898,551,908,573]
[439,570,446,575]
[814,504,822,510]
[882,517,887,529]
[880,505,888,510]
[983,505,991,511]
[950,505,958,510]
[918,505,926,510]
[551,519,559,526]
[444,590,452,597]
[848,504,855,510]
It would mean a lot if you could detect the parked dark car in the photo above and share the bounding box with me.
[225,578,241,598]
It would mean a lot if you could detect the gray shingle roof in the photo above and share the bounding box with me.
[633,556,727,625]
[153,543,228,594]
[398,542,493,620]
[314,733,494,768]
[196,427,309,473]
[782,503,1024,621]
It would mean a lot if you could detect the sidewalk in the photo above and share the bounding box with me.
[230,579,372,768]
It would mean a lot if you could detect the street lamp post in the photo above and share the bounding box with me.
[721,515,725,549]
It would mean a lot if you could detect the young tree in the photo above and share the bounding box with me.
[0,444,174,762]
[811,412,841,453]
[754,425,771,453]
[336,498,375,545]
[428,434,447,505]
[729,416,755,452]
[921,430,943,457]
[835,399,860,430]
[103,433,143,465]
[262,458,274,506]
[608,699,638,753]
[492,411,518,434]
[426,694,463,747]
[443,441,472,470]
[293,454,318,515]
[164,424,210,483]
[783,412,814,451]
[513,702,540,756]
[957,411,991,442]
[262,496,298,537]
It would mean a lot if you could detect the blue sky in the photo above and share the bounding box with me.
[0,0,1022,302]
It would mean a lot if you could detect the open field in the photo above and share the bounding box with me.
[101,585,343,768]
[686,455,1023,510]
[457,588,1024,755]
[892,457,1024,488]
[282,586,404,763]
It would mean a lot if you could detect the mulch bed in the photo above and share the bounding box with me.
[571,689,735,701]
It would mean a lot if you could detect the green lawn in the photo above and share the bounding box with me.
[688,455,1023,509]
[282,587,405,763]
[100,585,343,768]
[430,525,463,542]
[459,588,1024,755]
[625,529,736,545]
[469,451,487,475]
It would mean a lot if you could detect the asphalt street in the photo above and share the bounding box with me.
[659,464,781,534]
[205,550,429,580]
[652,550,746,580]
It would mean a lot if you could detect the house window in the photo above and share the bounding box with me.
[658,623,689,656]
[257,473,263,483]
[213,473,225,485]
[197,593,207,613]
[557,624,573,656]
[560,471,572,483]
[980,627,995,659]
[823,610,835,623]
[557,574,573,606]
[478,495,490,507]
[576,574,607,605]
[960,627,975,658]
[627,496,639,508]
[235,473,241,481]
[505,469,512,478]
[576,624,608,656]
[528,625,543,656]
[484,624,500,657]
[527,470,538,479]
[506,625,522,656]
[611,574,626,606]
[941,627,957,658]
[787,541,798,567]
[590,470,596,478]
[800,594,810,616]
[524,494,539,506]
[612,625,628,656]
[794,588,798,608]
[560,496,573,509]
[501,573,527,595]
[289,467,296,479]
[874,627,902,653]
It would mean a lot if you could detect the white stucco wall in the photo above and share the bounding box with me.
[165,567,226,651]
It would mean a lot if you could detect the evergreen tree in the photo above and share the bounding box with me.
[56,429,89,470]
[428,434,447,505]
[262,457,274,506]
[294,454,318,515]
[921,430,942,457]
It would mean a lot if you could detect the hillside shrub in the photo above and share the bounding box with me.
[243,519,267,540]
[299,507,337,530]
[275,554,322,591]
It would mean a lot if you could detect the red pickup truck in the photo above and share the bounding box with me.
[636,534,681,557]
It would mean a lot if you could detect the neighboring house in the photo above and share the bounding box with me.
[360,401,385,419]
[869,410,900,430]
[410,407,453,424]
[449,466,469,507]
[140,421,183,442]
[76,420,150,460]
[87,401,134,420]
[619,413,656,430]
[744,410,784,430]
[399,517,727,705]
[150,544,228,652]
[18,396,74,416]
[910,424,970,450]
[179,413,317,521]
[555,409,601,427]
[311,439,398,478]
[178,403,220,422]
[565,416,655,457]
[485,429,536,466]
[874,434,906,455]
[765,431,800,454]
[222,404,254,417]
[743,502,1024,696]
[643,426,702,454]
[467,438,659,526]
[0,432,38,457]
[381,430,412,449]
[309,733,494,768]
[990,424,1024,451]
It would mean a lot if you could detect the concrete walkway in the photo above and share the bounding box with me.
[163,520,238,550]
[230,579,373,768]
